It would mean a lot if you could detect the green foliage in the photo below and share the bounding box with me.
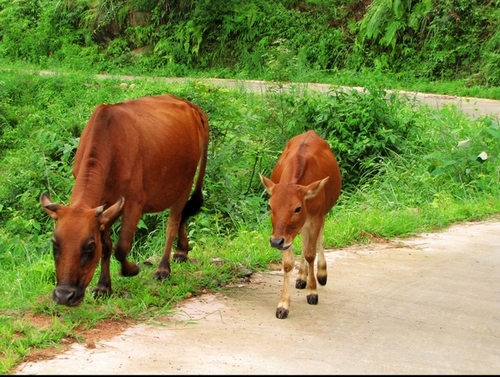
[287,85,422,190]
[354,0,500,82]
[2,0,498,89]
[424,116,500,192]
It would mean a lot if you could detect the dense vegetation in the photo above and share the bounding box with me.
[1,0,500,374]
[1,0,500,97]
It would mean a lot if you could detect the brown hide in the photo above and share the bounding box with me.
[260,130,341,319]
[40,94,209,306]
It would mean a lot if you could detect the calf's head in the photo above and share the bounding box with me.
[40,193,124,306]
[259,174,329,250]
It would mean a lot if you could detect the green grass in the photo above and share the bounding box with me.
[1,66,500,374]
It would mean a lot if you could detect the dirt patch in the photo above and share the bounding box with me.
[21,313,131,364]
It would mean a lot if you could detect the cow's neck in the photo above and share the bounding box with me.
[69,168,109,208]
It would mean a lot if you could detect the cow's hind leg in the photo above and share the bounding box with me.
[173,222,189,263]
[277,247,295,319]
[155,201,185,280]
[173,188,203,262]
[93,229,114,298]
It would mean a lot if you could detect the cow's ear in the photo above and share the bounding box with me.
[97,197,124,230]
[40,193,60,220]
[304,177,329,200]
[259,174,275,195]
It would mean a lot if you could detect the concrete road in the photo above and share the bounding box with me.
[91,75,500,120]
[15,219,500,375]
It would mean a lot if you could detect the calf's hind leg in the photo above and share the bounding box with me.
[301,222,323,305]
[295,253,308,289]
[316,224,328,286]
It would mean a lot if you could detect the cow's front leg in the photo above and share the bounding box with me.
[277,247,295,319]
[114,206,142,277]
[93,230,113,298]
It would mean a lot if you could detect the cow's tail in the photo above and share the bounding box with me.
[181,104,209,224]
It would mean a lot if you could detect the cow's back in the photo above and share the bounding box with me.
[270,130,341,214]
[72,94,207,212]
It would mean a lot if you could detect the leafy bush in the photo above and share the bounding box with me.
[286,85,422,190]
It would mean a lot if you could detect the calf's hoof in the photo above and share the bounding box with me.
[306,294,318,305]
[276,307,289,319]
[295,279,307,289]
[317,276,327,286]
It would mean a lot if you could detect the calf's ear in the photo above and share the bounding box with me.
[304,177,329,200]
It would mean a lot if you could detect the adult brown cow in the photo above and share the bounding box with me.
[259,130,341,319]
[40,94,209,307]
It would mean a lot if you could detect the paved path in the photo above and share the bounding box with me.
[15,220,500,374]
[96,75,500,119]
[34,70,500,119]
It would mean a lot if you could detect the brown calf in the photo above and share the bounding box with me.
[260,130,341,319]
[40,94,209,306]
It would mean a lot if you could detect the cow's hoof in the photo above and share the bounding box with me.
[307,294,318,305]
[276,307,289,319]
[154,269,171,280]
[295,279,307,289]
[173,252,189,263]
[92,286,112,299]
[121,261,140,277]
[317,276,327,286]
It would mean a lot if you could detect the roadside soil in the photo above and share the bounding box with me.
[12,81,500,375]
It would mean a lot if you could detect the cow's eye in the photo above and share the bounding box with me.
[295,206,302,213]
[80,240,96,266]
[85,242,96,254]
[51,239,61,262]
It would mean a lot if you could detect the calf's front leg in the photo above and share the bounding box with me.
[276,247,295,319]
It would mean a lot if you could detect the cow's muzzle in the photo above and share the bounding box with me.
[53,285,84,307]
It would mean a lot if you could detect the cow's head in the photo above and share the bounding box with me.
[40,193,124,306]
[259,174,329,250]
